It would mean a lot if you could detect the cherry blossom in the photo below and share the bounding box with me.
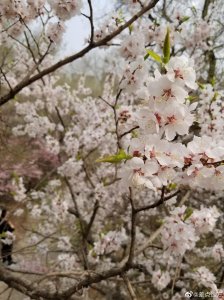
[152,269,171,291]
[212,243,224,262]
[120,32,145,60]
[48,0,83,20]
[165,56,197,89]
[120,157,159,190]
[0,1,224,299]
[161,206,199,256]
[1,231,16,245]
[46,22,66,44]
[148,74,188,103]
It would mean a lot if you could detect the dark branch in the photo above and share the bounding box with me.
[119,126,140,139]
[87,0,94,45]
[126,187,137,267]
[135,189,180,213]
[0,0,160,106]
[84,200,99,240]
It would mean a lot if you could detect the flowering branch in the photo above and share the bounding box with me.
[122,274,138,300]
[135,190,180,213]
[87,0,94,45]
[100,89,123,149]
[84,199,99,240]
[119,126,140,139]
[0,0,160,106]
[126,187,137,267]
[64,177,89,269]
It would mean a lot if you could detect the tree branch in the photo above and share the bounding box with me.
[84,199,99,240]
[0,0,160,106]
[135,189,180,213]
[126,187,137,267]
[122,274,138,300]
[119,126,140,139]
[87,0,94,45]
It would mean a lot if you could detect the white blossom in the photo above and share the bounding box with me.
[152,270,171,291]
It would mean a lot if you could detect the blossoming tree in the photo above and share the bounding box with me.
[0,0,224,299]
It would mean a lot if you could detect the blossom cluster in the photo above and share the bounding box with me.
[0,0,83,48]
[187,267,218,297]
[197,84,224,139]
[48,0,82,20]
[161,205,220,257]
[11,177,26,202]
[0,0,82,21]
[1,1,224,299]
[151,269,171,291]
[212,243,224,262]
[1,231,16,245]
[119,54,224,192]
[89,228,128,259]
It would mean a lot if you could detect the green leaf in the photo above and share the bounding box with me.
[144,49,162,63]
[187,95,198,102]
[91,250,97,258]
[117,10,125,24]
[212,91,218,102]
[197,81,205,89]
[183,207,194,221]
[96,149,132,164]
[76,152,82,161]
[211,76,216,87]
[191,6,197,16]
[179,16,190,24]
[131,130,138,138]
[0,232,7,238]
[167,183,177,191]
[129,24,134,33]
[11,172,19,184]
[163,27,170,64]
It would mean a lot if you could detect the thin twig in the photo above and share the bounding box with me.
[0,67,12,91]
[87,0,94,44]
[0,0,160,106]
[85,200,99,240]
[126,187,137,267]
[135,189,179,213]
[119,126,140,139]
[122,274,138,300]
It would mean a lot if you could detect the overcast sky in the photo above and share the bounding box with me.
[60,0,114,57]
[58,0,202,57]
